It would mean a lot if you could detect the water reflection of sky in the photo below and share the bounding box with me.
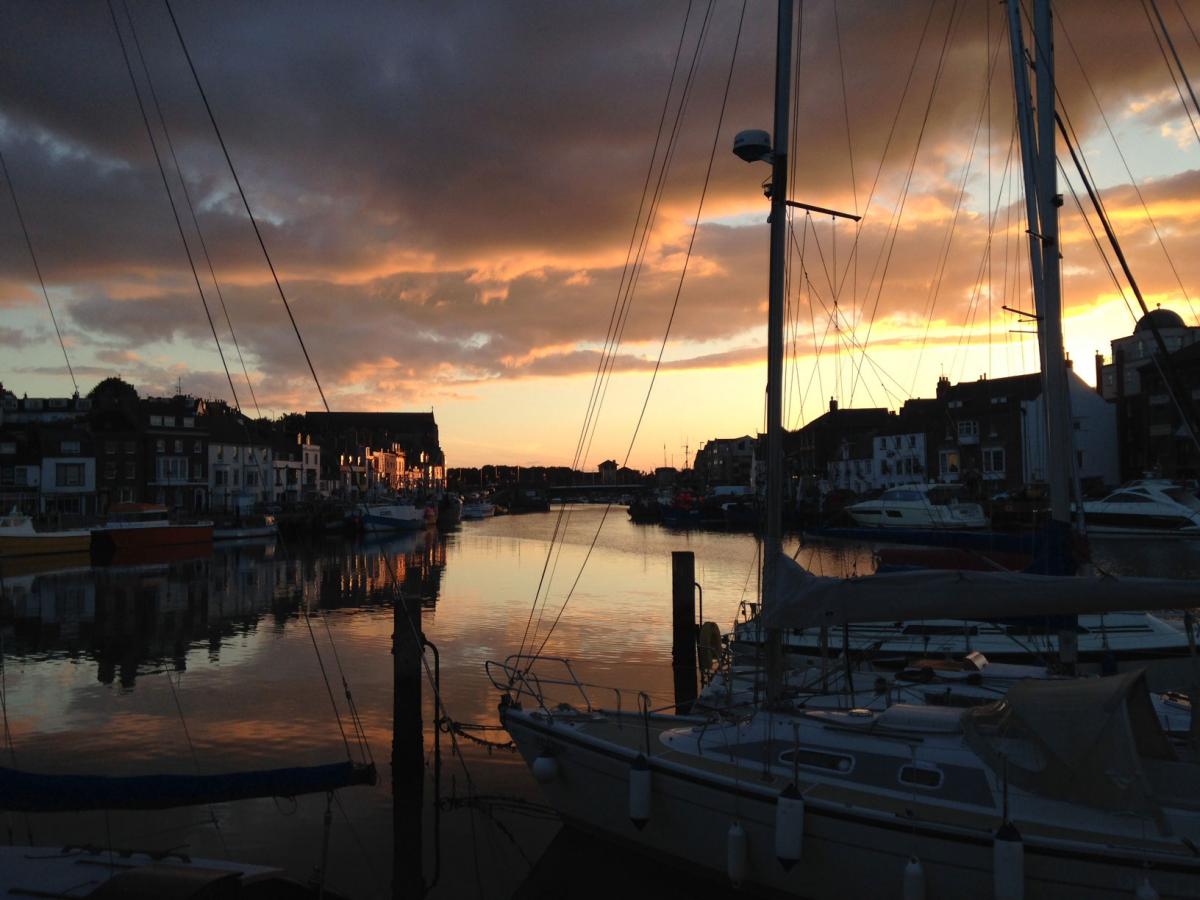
[2,510,1196,897]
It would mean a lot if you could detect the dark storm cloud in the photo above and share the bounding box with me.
[1,0,1197,404]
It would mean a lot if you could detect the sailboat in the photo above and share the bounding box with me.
[494,2,1200,895]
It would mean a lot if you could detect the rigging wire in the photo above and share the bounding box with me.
[831,0,940,302]
[1147,0,1200,132]
[1055,2,1199,325]
[1173,0,1200,53]
[849,0,964,406]
[106,0,243,411]
[1138,0,1200,147]
[0,148,78,394]
[526,0,750,667]
[121,0,263,417]
[163,0,330,413]
[513,0,700,662]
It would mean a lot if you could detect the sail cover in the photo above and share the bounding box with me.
[763,554,1200,629]
[961,670,1176,818]
[0,761,376,812]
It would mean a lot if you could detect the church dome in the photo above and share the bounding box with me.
[1134,307,1185,332]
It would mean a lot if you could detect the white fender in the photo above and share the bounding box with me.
[993,822,1024,900]
[774,783,804,870]
[531,753,558,784]
[629,753,651,830]
[1135,877,1160,900]
[727,820,748,888]
[902,855,926,900]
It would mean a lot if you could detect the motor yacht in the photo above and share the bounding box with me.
[1082,479,1200,537]
[845,484,989,529]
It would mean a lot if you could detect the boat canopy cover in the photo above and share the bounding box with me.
[763,554,1200,628]
[961,670,1175,817]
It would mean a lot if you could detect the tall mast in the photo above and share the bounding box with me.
[1009,0,1073,525]
[763,0,794,703]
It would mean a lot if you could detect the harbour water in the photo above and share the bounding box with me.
[2,508,1198,898]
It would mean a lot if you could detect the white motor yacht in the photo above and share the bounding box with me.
[845,484,989,529]
[1082,479,1200,537]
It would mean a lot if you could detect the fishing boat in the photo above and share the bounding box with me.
[90,502,212,556]
[495,2,1200,895]
[844,483,989,529]
[0,510,91,558]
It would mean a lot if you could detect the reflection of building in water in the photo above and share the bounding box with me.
[0,535,446,687]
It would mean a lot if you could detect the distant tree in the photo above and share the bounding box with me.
[88,376,139,405]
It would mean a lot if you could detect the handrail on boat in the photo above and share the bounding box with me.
[485,654,674,720]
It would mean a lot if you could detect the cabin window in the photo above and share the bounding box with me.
[899,765,943,789]
[779,748,854,774]
[1107,492,1153,503]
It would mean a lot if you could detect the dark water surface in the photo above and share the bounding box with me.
[1,509,1196,898]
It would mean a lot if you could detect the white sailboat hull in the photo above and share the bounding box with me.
[504,705,1200,899]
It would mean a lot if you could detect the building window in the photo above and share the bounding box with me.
[246,470,257,487]
[156,439,166,453]
[232,470,239,486]
[49,398,67,408]
[939,449,960,477]
[56,463,84,487]
[0,467,11,486]
[123,441,135,454]
[957,420,978,441]
[104,462,116,480]
[0,441,15,455]
[193,441,202,454]
[124,462,135,480]
[104,441,118,455]
[149,415,163,427]
[174,439,183,453]
[14,467,31,486]
[60,440,80,455]
[982,447,1005,475]
[183,417,194,428]
[157,457,188,481]
[215,469,227,487]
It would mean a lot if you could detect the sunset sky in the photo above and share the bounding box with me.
[1,0,1199,469]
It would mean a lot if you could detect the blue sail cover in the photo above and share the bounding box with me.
[0,761,376,812]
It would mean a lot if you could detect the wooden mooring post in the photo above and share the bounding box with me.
[672,551,697,713]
